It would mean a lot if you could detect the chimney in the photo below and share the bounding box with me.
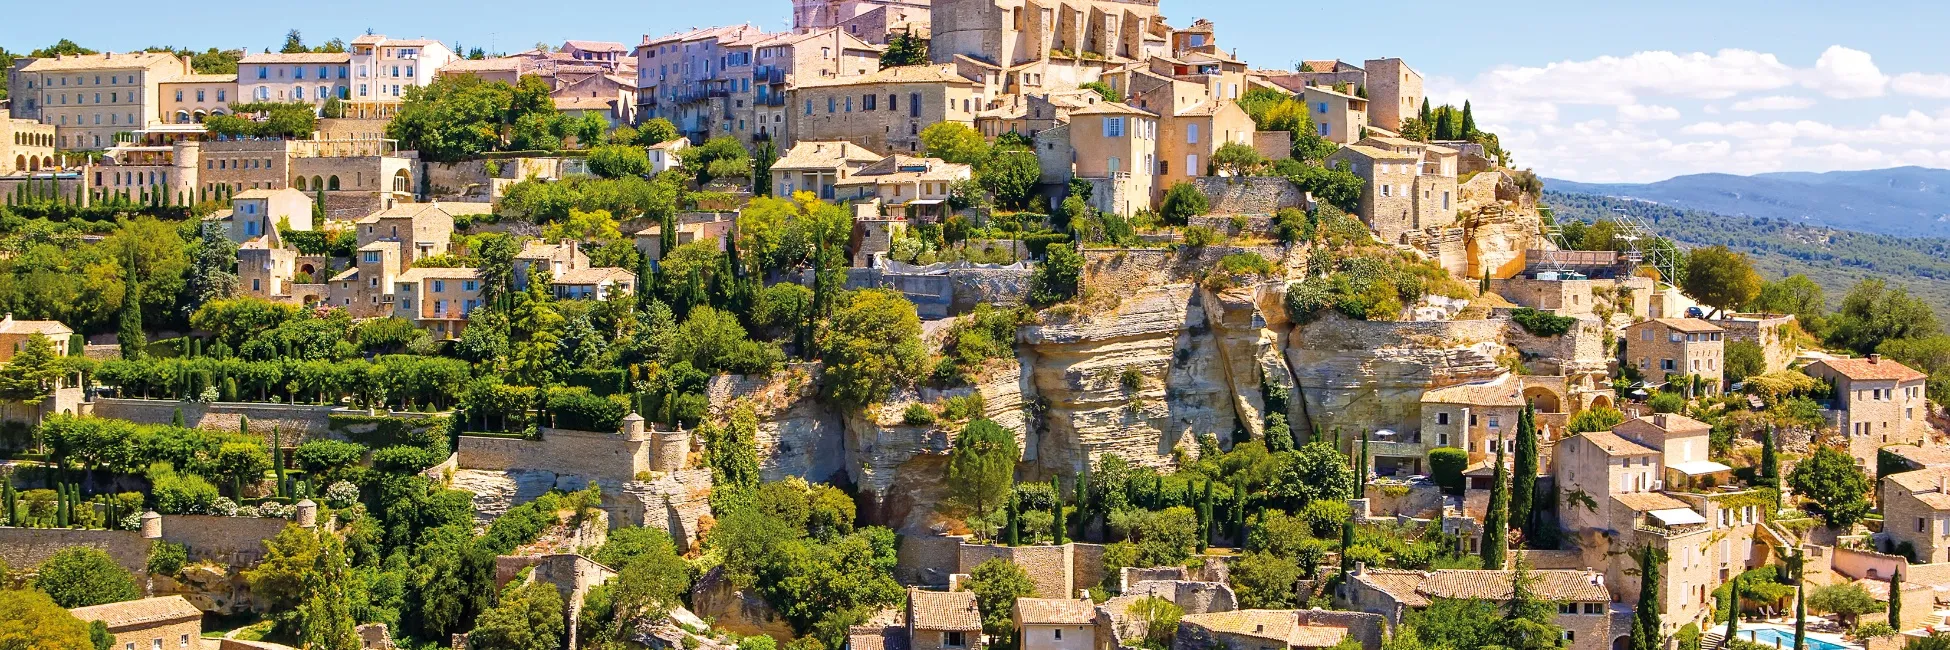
[1352,561,1365,576]
[1869,354,1882,364]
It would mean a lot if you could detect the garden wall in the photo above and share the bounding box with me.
[1192,177,1307,216]
[89,399,339,440]
[0,526,152,573]
[159,514,291,567]
[456,428,650,481]
[895,537,1106,599]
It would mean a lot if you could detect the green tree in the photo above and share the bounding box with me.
[1726,341,1767,384]
[1511,403,1540,539]
[979,146,1039,209]
[118,253,145,359]
[387,75,517,163]
[1681,246,1762,318]
[1159,182,1209,226]
[1807,582,1882,628]
[1229,551,1304,608]
[637,118,679,146]
[1030,243,1082,307]
[34,547,140,608]
[1079,82,1121,103]
[301,532,359,650]
[880,33,929,68]
[587,144,652,178]
[1568,407,1626,433]
[1127,596,1182,650]
[471,578,566,650]
[1211,142,1264,177]
[216,442,272,498]
[922,122,992,165]
[1889,572,1902,630]
[1748,274,1828,333]
[1829,279,1942,356]
[1631,547,1665,650]
[818,289,925,410]
[685,137,753,185]
[0,335,63,403]
[1267,441,1353,511]
[0,588,95,649]
[281,29,308,53]
[947,419,1019,540]
[967,558,1037,644]
[1788,446,1871,528]
[1479,438,1509,570]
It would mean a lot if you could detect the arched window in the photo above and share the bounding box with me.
[392,169,410,193]
[294,176,307,191]
[328,175,341,190]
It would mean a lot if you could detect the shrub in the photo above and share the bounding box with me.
[1182,225,1221,248]
[1159,182,1209,226]
[1649,391,1687,414]
[1429,448,1467,494]
[324,481,360,508]
[902,404,937,426]
[371,445,442,474]
[545,386,628,432]
[146,542,187,576]
[940,393,986,421]
[1510,308,1577,337]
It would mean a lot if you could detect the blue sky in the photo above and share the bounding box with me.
[7,0,1949,182]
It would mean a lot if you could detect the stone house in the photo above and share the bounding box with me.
[238,52,351,108]
[69,595,204,650]
[1065,101,1159,217]
[1551,430,1668,537]
[1622,318,1724,393]
[1343,566,1613,650]
[1611,413,1729,491]
[1300,85,1366,144]
[553,267,638,301]
[156,73,236,125]
[910,588,984,650]
[1323,144,1417,243]
[787,64,983,155]
[1803,355,1931,477]
[833,155,972,220]
[1714,313,1799,374]
[648,138,689,174]
[515,240,588,290]
[1414,373,1527,470]
[792,0,932,44]
[634,212,740,263]
[772,140,886,199]
[223,187,312,243]
[1361,58,1422,132]
[1172,609,1382,650]
[1013,598,1095,650]
[391,267,482,339]
[1155,99,1254,191]
[0,314,72,362]
[355,203,455,268]
[237,227,324,305]
[13,51,192,149]
[1881,468,1950,564]
[723,29,885,145]
[345,35,456,120]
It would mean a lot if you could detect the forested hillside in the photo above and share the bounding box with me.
[1544,190,1950,317]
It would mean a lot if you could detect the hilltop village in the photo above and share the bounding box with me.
[0,2,1947,650]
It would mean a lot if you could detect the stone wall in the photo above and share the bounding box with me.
[959,543,1075,599]
[620,470,714,551]
[896,534,966,586]
[160,514,291,566]
[89,398,340,440]
[0,527,152,574]
[1080,245,1299,301]
[895,537,1104,598]
[1252,131,1292,162]
[456,428,649,481]
[1192,177,1306,216]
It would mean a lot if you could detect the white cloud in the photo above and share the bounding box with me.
[1617,104,1681,121]
[1729,95,1815,111]
[1892,72,1950,98]
[1800,45,1886,98]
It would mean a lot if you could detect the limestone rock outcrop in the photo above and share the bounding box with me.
[689,565,795,642]
[1284,315,1509,436]
[707,365,847,484]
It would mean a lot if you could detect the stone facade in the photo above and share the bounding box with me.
[1803,356,1932,478]
[88,398,341,440]
[456,427,652,482]
[1623,318,1724,393]
[1,118,58,174]
[1361,58,1422,132]
[1192,177,1306,216]
[1715,313,1799,374]
[787,65,982,155]
[1882,468,1950,564]
[71,596,205,650]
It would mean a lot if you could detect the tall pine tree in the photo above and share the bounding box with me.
[1761,426,1781,508]
[1512,403,1540,539]
[1480,437,1509,569]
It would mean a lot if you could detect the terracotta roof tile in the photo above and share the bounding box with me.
[1416,570,1610,602]
[1353,569,1430,608]
[1612,492,1693,513]
[1810,357,1929,382]
[69,596,202,631]
[908,589,981,630]
[1570,431,1660,457]
[1015,598,1096,625]
[1649,318,1723,334]
[1421,374,1524,407]
[240,52,352,64]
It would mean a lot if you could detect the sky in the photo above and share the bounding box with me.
[6,0,1950,183]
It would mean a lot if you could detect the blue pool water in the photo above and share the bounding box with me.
[1736,628,1849,650]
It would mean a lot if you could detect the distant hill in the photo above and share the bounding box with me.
[1543,190,1950,318]
[1545,167,1950,238]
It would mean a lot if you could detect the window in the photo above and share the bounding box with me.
[1584,603,1603,615]
[864,94,877,110]
[1103,117,1125,137]
[910,93,922,118]
[433,280,446,293]
[805,99,814,115]
[1437,412,1449,425]
[1187,123,1198,144]
[945,632,965,648]
[464,280,478,291]
[363,252,380,263]
[1054,629,1063,641]
[1318,122,1329,137]
[1662,359,1676,371]
[1487,415,1501,429]
[1317,102,1327,114]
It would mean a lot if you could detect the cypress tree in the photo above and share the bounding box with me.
[1004,495,1019,546]
[1076,465,1091,523]
[1761,426,1781,509]
[1201,479,1216,548]
[171,407,185,427]
[118,250,145,359]
[1194,481,1208,554]
[2,480,14,526]
[1051,476,1067,546]
[1726,572,1740,642]
[1480,270,1491,294]
[1512,403,1540,539]
[1358,430,1369,492]
[239,414,249,435]
[56,483,70,527]
[1630,547,1664,650]
[1230,477,1246,544]
[1889,572,1902,630]
[1480,437,1509,569]
[1793,570,1807,650]
[273,428,287,498]
[1460,100,1477,138]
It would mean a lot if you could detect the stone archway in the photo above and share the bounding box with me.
[1611,635,1630,650]
[27,156,39,171]
[12,155,22,172]
[1590,394,1614,411]
[391,169,411,193]
[1523,386,1564,414]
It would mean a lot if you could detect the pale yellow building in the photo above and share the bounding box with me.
[772,140,885,199]
[1301,85,1366,144]
[833,155,972,220]
[787,64,982,155]
[1065,101,1157,216]
[1156,99,1254,189]
[158,74,237,125]
[2,118,58,173]
[15,51,192,149]
[238,53,349,109]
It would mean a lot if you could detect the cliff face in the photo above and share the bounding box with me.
[1284,315,1510,437]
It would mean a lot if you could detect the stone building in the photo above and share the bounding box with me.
[2,117,59,174]
[553,267,638,301]
[1713,313,1799,374]
[223,188,312,243]
[788,64,983,155]
[1013,598,1096,650]
[0,314,72,362]
[1323,144,1415,243]
[1622,318,1724,393]
[773,140,886,199]
[1300,85,1365,144]
[633,24,882,146]
[851,588,985,650]
[392,267,482,339]
[834,155,972,220]
[157,73,236,125]
[1155,99,1254,191]
[69,596,204,650]
[1172,609,1383,650]
[345,35,456,120]
[1803,355,1932,477]
[793,0,932,43]
[1065,101,1158,216]
[515,240,589,290]
[238,52,351,108]
[1343,567,1613,650]
[1360,58,1422,132]
[1882,468,1950,564]
[928,0,1161,94]
[12,51,193,149]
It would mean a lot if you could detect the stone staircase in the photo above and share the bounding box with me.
[1700,631,1725,650]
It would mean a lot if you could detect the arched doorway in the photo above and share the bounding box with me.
[391,169,411,193]
[12,155,22,171]
[328,175,340,190]
[176,110,191,124]
[299,263,316,275]
[1611,635,1631,650]
[27,157,38,171]
[1523,387,1564,414]
[1590,394,1614,411]
[312,176,323,192]
[294,176,307,191]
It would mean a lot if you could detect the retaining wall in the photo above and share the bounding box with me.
[160,514,290,566]
[89,398,339,440]
[1192,177,1307,216]
[0,527,152,573]
[456,428,649,481]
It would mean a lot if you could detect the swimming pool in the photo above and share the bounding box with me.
[1734,628,1850,650]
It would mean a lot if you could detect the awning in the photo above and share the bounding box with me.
[1649,508,1707,526]
[906,199,945,206]
[1668,460,1733,476]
